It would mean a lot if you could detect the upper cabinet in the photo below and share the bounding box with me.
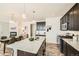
[60,3,79,31]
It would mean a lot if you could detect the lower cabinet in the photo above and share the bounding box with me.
[62,40,79,56]
[67,43,79,56]
[63,41,67,56]
[37,39,46,56]
[17,50,36,56]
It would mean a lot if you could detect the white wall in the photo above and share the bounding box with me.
[9,20,18,36]
[0,16,19,37]
[0,21,9,37]
[0,16,10,37]
[46,17,61,44]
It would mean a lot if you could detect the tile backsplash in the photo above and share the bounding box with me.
[60,31,79,36]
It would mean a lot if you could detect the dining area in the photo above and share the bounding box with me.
[0,35,25,56]
[0,36,14,56]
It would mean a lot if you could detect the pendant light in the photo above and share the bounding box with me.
[32,10,36,23]
[22,3,26,19]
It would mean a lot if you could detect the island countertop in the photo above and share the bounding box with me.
[7,37,46,55]
[62,38,79,52]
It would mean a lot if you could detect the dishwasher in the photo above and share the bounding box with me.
[57,35,64,53]
[57,35,73,53]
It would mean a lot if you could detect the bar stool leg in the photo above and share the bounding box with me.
[3,43,6,54]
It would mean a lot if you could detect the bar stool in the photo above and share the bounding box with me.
[0,36,7,55]
[0,36,14,56]
[4,47,14,56]
[0,47,14,56]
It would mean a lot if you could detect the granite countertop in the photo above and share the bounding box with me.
[62,38,79,51]
[7,37,45,55]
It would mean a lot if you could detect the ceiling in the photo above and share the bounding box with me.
[0,3,75,21]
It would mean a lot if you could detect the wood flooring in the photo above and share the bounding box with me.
[46,43,64,56]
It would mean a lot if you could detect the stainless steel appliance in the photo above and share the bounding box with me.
[57,35,63,53]
[62,23,67,30]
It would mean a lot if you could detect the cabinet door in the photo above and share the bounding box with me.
[60,15,67,30]
[63,41,67,56]
[65,14,69,30]
[67,44,79,56]
[60,17,63,30]
[67,43,75,56]
[60,19,62,30]
[65,14,68,23]
[17,50,36,56]
[68,7,74,30]
[17,50,25,56]
[37,39,46,56]
[76,4,79,30]
[73,4,79,30]
[68,3,79,31]
[63,16,65,24]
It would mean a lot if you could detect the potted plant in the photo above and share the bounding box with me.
[29,37,34,41]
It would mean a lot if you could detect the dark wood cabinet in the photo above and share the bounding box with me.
[63,41,68,56]
[60,18,63,30]
[60,14,68,30]
[62,39,79,56]
[68,4,79,30]
[37,39,46,56]
[60,3,79,31]
[17,50,36,56]
[73,4,79,30]
[68,7,74,30]
[66,43,79,56]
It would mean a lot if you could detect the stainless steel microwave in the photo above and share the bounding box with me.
[62,23,67,30]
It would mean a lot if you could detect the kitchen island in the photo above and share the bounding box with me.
[7,37,46,56]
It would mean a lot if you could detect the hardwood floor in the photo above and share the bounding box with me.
[46,43,64,56]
